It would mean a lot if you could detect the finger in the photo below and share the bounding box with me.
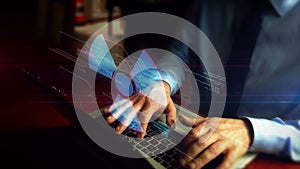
[178,114,195,127]
[103,100,127,118]
[108,96,132,116]
[180,125,205,159]
[108,99,133,124]
[107,94,147,132]
[115,122,127,134]
[138,110,153,126]
[138,95,161,124]
[122,95,148,133]
[102,107,112,119]
[180,129,219,166]
[132,95,146,111]
[165,98,176,129]
[110,96,132,110]
[129,92,140,100]
[179,117,208,149]
[140,97,151,112]
[106,114,117,124]
[103,107,110,114]
[134,96,152,125]
[216,148,240,169]
[141,97,164,121]
[110,94,144,123]
[179,114,206,127]
[136,122,148,138]
[131,96,151,133]
[186,141,227,169]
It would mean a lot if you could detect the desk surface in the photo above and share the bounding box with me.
[1,38,299,169]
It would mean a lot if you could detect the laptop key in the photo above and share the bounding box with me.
[157,153,165,159]
[171,152,181,160]
[147,145,157,152]
[148,152,154,157]
[165,150,175,156]
[177,166,189,169]
[154,157,162,163]
[140,140,150,147]
[129,139,139,146]
[141,148,150,154]
[125,130,136,137]
[147,130,158,136]
[153,149,162,155]
[157,144,167,150]
[136,143,144,149]
[161,161,169,168]
[161,154,172,162]
[161,138,171,145]
[170,159,181,168]
[170,137,179,144]
[134,138,143,144]
[149,139,159,145]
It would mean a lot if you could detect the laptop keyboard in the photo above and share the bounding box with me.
[99,109,223,169]
[111,120,188,169]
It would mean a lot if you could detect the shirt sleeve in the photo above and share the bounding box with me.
[245,117,300,161]
[134,59,184,95]
[153,51,187,95]
[157,70,181,95]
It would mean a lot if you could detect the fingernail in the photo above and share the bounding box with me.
[170,120,176,129]
[136,132,143,138]
[106,116,112,122]
[115,126,121,134]
[141,132,146,138]
[171,122,176,129]
[104,108,109,113]
[188,162,196,169]
[179,158,186,166]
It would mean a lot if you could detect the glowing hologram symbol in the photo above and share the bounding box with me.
[89,34,116,79]
[73,12,223,158]
[113,72,134,97]
[130,50,167,108]
[131,50,163,93]
[88,35,165,132]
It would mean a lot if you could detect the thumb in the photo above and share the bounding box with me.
[179,114,206,127]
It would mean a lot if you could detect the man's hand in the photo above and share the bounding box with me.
[104,81,177,138]
[178,115,252,169]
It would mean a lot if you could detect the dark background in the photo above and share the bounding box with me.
[0,1,189,168]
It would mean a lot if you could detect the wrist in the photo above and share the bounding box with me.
[241,118,254,148]
[162,81,171,96]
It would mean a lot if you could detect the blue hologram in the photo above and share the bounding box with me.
[89,34,116,79]
[114,72,134,97]
[130,50,163,92]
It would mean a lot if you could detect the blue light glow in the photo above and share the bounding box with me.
[89,34,116,79]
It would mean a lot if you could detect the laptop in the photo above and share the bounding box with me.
[20,33,257,169]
